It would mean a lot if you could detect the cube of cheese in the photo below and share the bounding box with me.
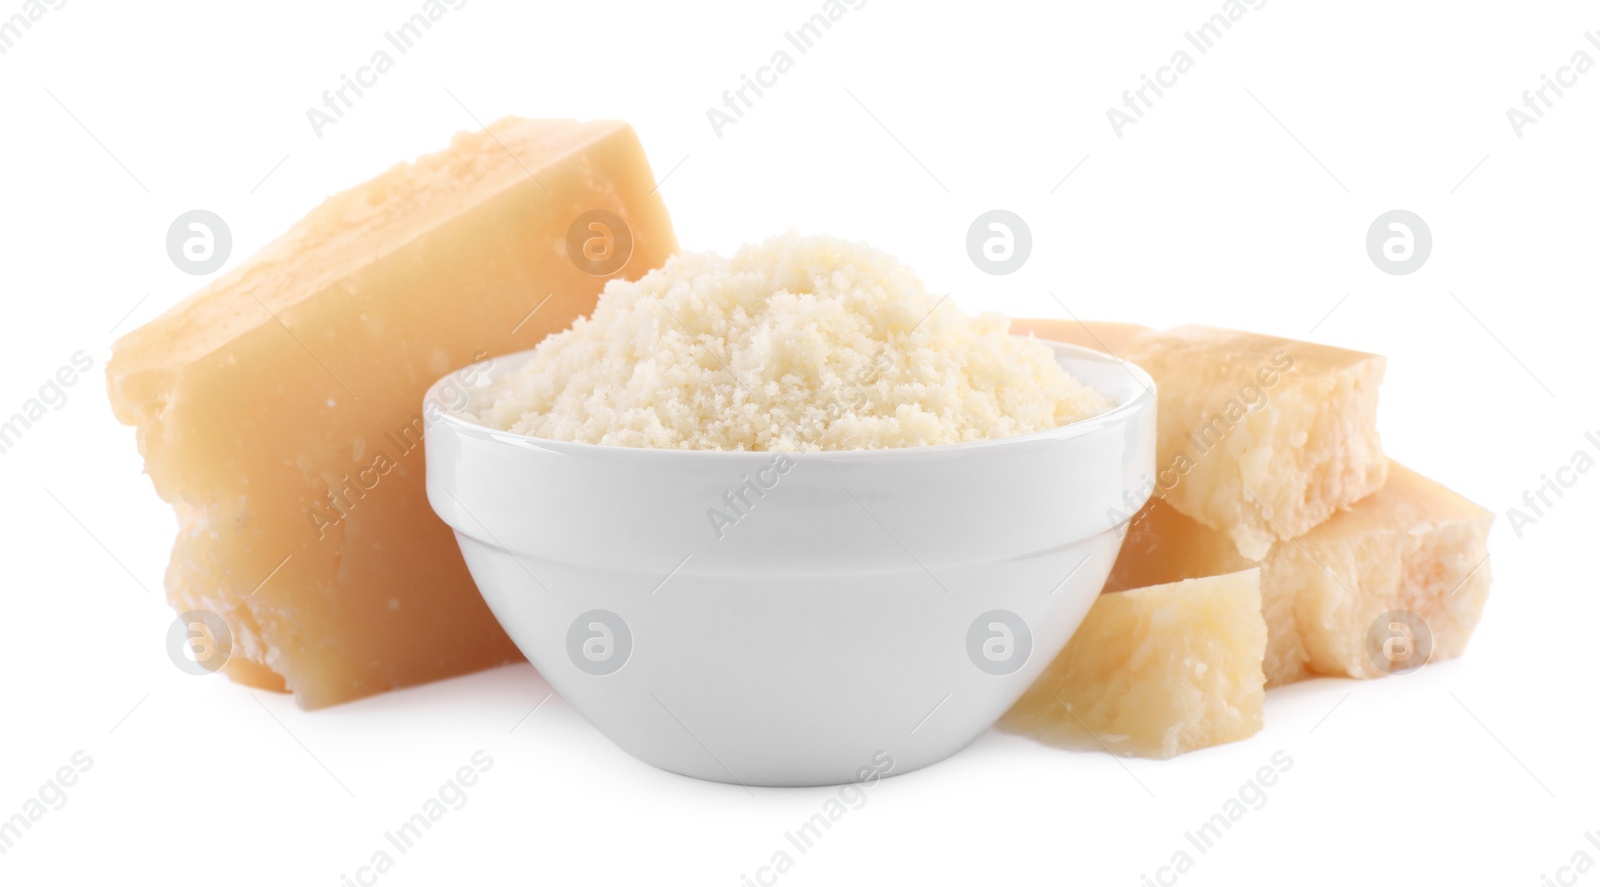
[1108,463,1492,685]
[1009,317,1150,355]
[108,119,678,708]
[1122,326,1388,559]
[1001,569,1266,759]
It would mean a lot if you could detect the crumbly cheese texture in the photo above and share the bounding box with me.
[474,235,1112,450]
[1002,569,1267,759]
[1107,462,1492,686]
[1121,325,1388,560]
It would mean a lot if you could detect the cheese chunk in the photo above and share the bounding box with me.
[1001,570,1266,759]
[108,119,678,708]
[1008,317,1150,355]
[1122,326,1387,559]
[1108,463,1492,685]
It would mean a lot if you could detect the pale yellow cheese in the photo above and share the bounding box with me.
[1122,326,1387,560]
[1001,570,1266,759]
[1008,317,1150,355]
[107,118,678,708]
[1108,463,1492,685]
[472,236,1113,450]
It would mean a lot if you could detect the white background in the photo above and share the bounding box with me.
[2,1,1597,884]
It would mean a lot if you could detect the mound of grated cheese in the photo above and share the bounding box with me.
[471,233,1113,451]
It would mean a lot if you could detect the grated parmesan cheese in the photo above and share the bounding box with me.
[471,233,1112,451]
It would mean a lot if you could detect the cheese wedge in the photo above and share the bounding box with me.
[1009,317,1150,355]
[1108,463,1492,685]
[108,118,678,708]
[1121,326,1387,559]
[1001,569,1266,759]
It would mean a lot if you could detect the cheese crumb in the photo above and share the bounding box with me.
[472,234,1112,451]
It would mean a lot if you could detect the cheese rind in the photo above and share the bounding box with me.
[1001,569,1266,759]
[1108,463,1492,685]
[1121,325,1387,559]
[108,118,678,708]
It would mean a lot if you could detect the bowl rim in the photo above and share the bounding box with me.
[423,336,1156,463]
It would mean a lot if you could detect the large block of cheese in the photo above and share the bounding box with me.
[108,119,677,708]
[1108,463,1492,685]
[1121,326,1388,559]
[1009,317,1150,355]
[1001,569,1266,759]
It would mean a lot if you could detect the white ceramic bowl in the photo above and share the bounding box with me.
[425,340,1156,787]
